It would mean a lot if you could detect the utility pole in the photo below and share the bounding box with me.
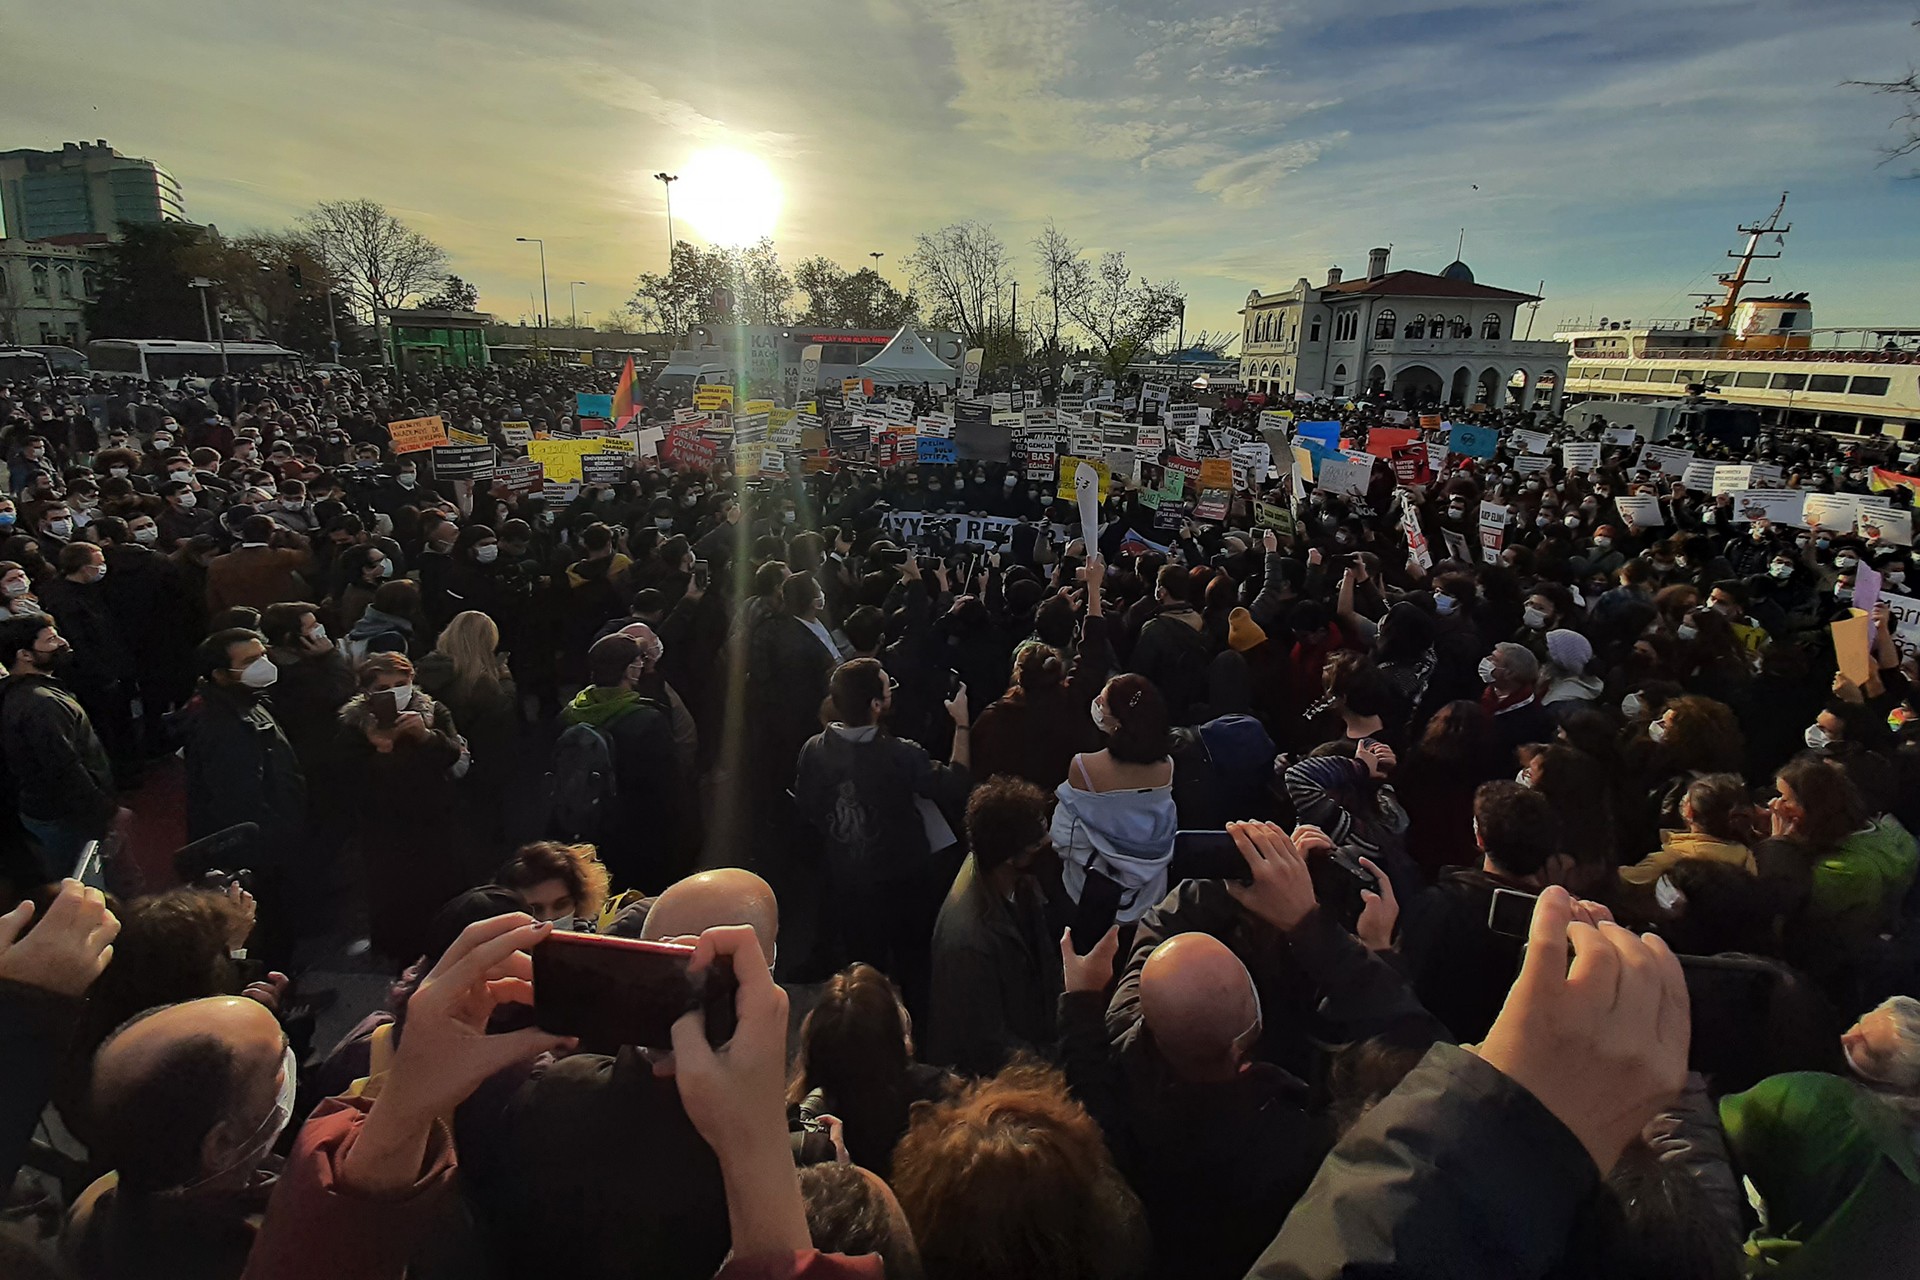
[1524,282,1545,340]
[517,237,549,358]
[569,281,587,330]
[653,173,678,268]
[189,277,214,342]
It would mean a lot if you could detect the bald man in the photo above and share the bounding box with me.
[1137,933,1263,1084]
[67,997,293,1278]
[488,868,780,1280]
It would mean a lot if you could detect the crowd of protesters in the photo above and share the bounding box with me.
[0,353,1915,1280]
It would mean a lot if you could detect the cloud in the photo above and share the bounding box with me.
[1194,136,1346,205]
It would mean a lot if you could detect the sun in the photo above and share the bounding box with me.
[673,148,782,247]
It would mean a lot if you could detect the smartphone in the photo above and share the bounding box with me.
[71,840,104,889]
[1487,887,1539,939]
[1168,830,1253,885]
[1071,867,1125,956]
[1309,849,1379,930]
[1679,954,1785,1079]
[691,559,710,590]
[370,688,400,728]
[947,668,964,699]
[531,933,739,1051]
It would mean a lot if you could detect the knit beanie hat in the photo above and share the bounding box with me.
[1545,628,1592,674]
[1228,607,1267,653]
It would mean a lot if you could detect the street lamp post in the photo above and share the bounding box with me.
[569,281,587,330]
[516,237,550,358]
[311,228,342,363]
[187,277,228,375]
[653,173,678,268]
[869,251,884,271]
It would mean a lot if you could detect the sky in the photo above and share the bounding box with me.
[7,0,1919,347]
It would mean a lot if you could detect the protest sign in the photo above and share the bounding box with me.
[494,458,542,497]
[1614,494,1665,528]
[1560,441,1601,472]
[1023,432,1061,482]
[1512,455,1551,475]
[1389,444,1431,486]
[1478,501,1509,563]
[1712,465,1752,496]
[917,412,954,438]
[1442,529,1473,564]
[1401,494,1432,571]
[1729,489,1807,527]
[1448,424,1499,459]
[500,422,533,448]
[1883,590,1920,658]
[1295,420,1341,451]
[1419,413,1443,431]
[1679,460,1719,493]
[429,443,495,480]
[1635,444,1694,475]
[917,436,958,465]
[1801,493,1859,533]
[1508,428,1550,455]
[387,415,448,454]
[1259,409,1295,434]
[576,393,613,419]
[1604,428,1641,446]
[447,425,488,446]
[581,452,628,484]
[1254,500,1295,536]
[1317,455,1372,498]
[528,437,604,484]
[693,385,734,411]
[1833,609,1875,687]
[1367,427,1416,459]
[960,348,984,397]
[1862,508,1913,547]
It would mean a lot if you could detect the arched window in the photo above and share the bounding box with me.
[1450,314,1467,338]
[81,269,97,299]
[1430,314,1447,339]
[1482,313,1502,340]
[1405,315,1426,339]
[1374,309,1396,340]
[29,264,48,297]
[1332,363,1348,396]
[55,266,73,299]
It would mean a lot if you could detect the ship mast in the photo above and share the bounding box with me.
[1695,191,1790,329]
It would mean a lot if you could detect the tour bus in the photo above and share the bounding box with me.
[86,339,305,385]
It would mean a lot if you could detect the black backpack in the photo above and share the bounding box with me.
[547,721,618,841]
[1151,617,1214,723]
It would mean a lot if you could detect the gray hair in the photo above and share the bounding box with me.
[1492,641,1539,684]
[1874,995,1920,1089]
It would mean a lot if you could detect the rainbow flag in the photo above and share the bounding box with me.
[1870,466,1920,494]
[611,356,638,426]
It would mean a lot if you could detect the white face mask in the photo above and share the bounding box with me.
[1768,562,1791,579]
[1676,624,1699,642]
[397,473,417,489]
[1514,768,1532,787]
[390,683,414,711]
[1593,537,1612,549]
[109,466,129,478]
[305,625,329,647]
[548,913,577,933]
[239,655,279,688]
[1090,699,1118,736]
[1477,656,1497,684]
[1649,719,1669,743]
[1804,724,1832,751]
[132,526,159,545]
[46,519,71,538]
[378,558,395,578]
[2,578,28,599]
[177,490,198,509]
[1653,875,1683,912]
[474,544,499,564]
[1522,606,1547,630]
[1622,692,1645,718]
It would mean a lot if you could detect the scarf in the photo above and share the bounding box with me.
[563,685,642,728]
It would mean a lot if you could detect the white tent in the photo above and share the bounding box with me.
[859,327,958,386]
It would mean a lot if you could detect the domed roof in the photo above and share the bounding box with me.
[1440,259,1474,283]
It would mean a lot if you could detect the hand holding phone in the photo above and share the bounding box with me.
[370,688,400,728]
[670,925,791,1157]
[1070,868,1125,955]
[532,933,739,1051]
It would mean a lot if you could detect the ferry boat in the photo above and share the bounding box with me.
[1557,194,1920,442]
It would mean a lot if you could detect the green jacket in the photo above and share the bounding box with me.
[1721,1071,1920,1275]
[1809,815,1918,936]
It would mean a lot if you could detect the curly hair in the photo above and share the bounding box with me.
[890,1061,1143,1280]
[494,841,610,922]
[1659,696,1746,774]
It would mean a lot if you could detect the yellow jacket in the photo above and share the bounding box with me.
[1619,830,1756,885]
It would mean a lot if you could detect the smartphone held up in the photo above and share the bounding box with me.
[531,932,739,1051]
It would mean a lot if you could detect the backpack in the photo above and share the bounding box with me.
[547,721,618,841]
[1151,617,1214,723]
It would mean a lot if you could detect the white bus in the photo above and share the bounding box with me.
[86,339,305,384]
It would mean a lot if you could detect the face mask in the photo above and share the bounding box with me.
[397,473,417,488]
[1514,768,1532,788]
[177,490,198,509]
[133,526,159,545]
[1622,692,1646,718]
[1804,724,1832,751]
[1090,700,1117,735]
[2,579,27,599]
[1004,476,1018,490]
[153,436,173,449]
[598,490,617,504]
[475,544,499,564]
[1593,537,1612,549]
[306,625,329,647]
[1676,623,1698,642]
[549,913,577,933]
[1563,515,1581,529]
[1477,656,1496,684]
[0,514,14,530]
[1434,594,1458,617]
[1649,719,1669,743]
[1835,588,1853,604]
[1835,556,1858,570]
[109,466,129,478]
[1653,875,1683,912]
[177,1044,298,1195]
[1887,571,1907,586]
[239,655,279,688]
[389,684,414,711]
[1534,516,1550,529]
[377,558,394,578]
[1769,562,1791,580]
[1522,606,1547,629]
[46,520,70,538]
[542,511,558,524]
[1447,506,1466,520]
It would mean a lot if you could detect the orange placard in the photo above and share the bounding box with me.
[387,415,449,454]
[1198,457,1234,491]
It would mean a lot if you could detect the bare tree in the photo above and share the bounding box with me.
[297,199,449,328]
[1849,22,1920,170]
[1030,220,1085,392]
[905,222,1012,350]
[1061,249,1186,380]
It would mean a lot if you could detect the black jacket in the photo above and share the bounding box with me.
[745,614,835,787]
[1246,1043,1602,1279]
[0,674,114,828]
[794,727,970,882]
[0,978,82,1189]
[1397,865,1532,1044]
[926,855,1063,1076]
[1130,606,1213,724]
[39,576,134,689]
[176,682,307,847]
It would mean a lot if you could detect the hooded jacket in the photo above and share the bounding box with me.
[1050,766,1178,924]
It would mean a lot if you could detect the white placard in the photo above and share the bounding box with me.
[1614,494,1665,528]
[1560,442,1601,472]
[1728,489,1808,527]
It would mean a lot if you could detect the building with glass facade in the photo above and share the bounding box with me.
[0,140,186,241]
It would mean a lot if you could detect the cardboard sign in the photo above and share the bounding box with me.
[1512,455,1551,475]
[1605,428,1640,446]
[1678,460,1719,493]
[1317,455,1372,498]
[1448,424,1499,460]
[527,437,604,484]
[581,451,628,484]
[430,443,495,480]
[1712,464,1752,496]
[1882,590,1920,657]
[1614,494,1665,528]
[387,415,448,454]
[576,393,614,419]
[1367,427,1416,459]
[1560,442,1601,472]
[1255,500,1296,535]
[1401,493,1432,571]
[1801,493,1860,533]
[495,458,543,497]
[693,385,735,411]
[1509,428,1551,455]
[1862,508,1913,547]
[1058,456,1110,502]
[1635,444,1694,475]
[1478,502,1509,562]
[917,436,958,464]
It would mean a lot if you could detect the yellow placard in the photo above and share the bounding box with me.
[693,385,734,410]
[1056,456,1110,502]
[1198,457,1234,491]
[768,407,796,429]
[387,415,448,454]
[744,399,775,417]
[735,441,764,478]
[527,437,605,484]
[447,426,488,446]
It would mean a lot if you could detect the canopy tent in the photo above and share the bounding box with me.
[859,326,958,386]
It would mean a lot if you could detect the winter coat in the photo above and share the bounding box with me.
[926,855,1062,1077]
[176,682,307,849]
[0,673,115,828]
[794,726,970,884]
